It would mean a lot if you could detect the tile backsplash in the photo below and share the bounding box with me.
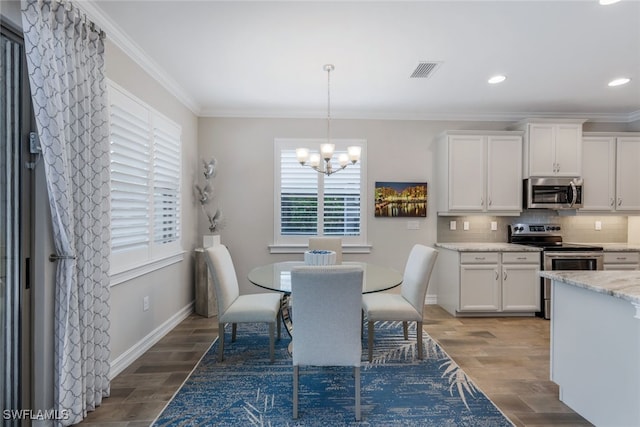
[437,211,629,243]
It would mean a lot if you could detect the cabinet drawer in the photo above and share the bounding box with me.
[502,252,540,264]
[460,252,499,264]
[603,252,640,264]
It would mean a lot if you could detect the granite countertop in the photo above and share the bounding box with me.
[597,243,640,252]
[539,270,640,305]
[435,242,542,252]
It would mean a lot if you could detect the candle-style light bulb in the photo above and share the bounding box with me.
[338,153,349,167]
[347,146,361,163]
[296,148,309,164]
[309,153,321,168]
[320,143,335,161]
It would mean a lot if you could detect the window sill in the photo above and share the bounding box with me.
[268,244,372,254]
[110,251,186,287]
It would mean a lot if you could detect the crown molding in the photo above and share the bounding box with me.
[79,1,202,115]
[199,108,638,123]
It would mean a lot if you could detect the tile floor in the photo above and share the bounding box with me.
[78,305,593,426]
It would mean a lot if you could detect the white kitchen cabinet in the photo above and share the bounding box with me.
[437,131,523,215]
[520,120,584,177]
[616,137,640,211]
[581,134,640,212]
[603,251,640,270]
[459,253,501,311]
[438,248,540,316]
[501,252,540,311]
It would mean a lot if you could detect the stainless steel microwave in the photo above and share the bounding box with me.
[524,177,583,210]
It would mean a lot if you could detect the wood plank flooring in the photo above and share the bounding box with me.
[78,305,592,426]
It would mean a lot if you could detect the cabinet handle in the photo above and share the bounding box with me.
[616,257,628,261]
[610,198,615,207]
[495,270,499,280]
[503,271,507,280]
[488,197,492,206]
[475,256,486,260]
[516,256,527,260]
[480,197,484,206]
[556,162,560,172]
[618,198,623,206]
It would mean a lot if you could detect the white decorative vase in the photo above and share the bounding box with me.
[304,250,337,265]
[203,234,221,248]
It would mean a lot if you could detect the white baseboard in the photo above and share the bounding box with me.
[110,301,194,379]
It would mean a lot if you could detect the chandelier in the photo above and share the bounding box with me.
[296,64,361,176]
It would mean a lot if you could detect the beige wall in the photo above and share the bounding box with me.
[197,117,512,297]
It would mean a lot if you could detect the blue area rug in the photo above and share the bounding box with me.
[153,321,514,426]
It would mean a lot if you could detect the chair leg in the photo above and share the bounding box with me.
[231,323,237,342]
[218,322,225,362]
[269,322,275,363]
[277,311,282,340]
[368,321,374,362]
[403,321,409,340]
[293,365,299,419]
[417,321,423,359]
[355,366,361,421]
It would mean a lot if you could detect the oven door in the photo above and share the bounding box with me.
[542,251,603,319]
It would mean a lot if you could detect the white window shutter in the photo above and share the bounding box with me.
[152,120,181,245]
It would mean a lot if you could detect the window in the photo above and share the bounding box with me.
[274,138,367,247]
[108,82,182,277]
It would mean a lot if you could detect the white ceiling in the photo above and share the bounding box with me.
[88,0,640,122]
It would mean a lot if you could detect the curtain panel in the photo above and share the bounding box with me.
[21,0,111,424]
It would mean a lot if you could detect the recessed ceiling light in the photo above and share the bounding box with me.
[488,75,506,84]
[599,0,621,5]
[608,77,631,87]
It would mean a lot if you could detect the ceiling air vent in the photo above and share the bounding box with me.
[410,61,441,79]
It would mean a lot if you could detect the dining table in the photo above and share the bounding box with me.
[248,261,403,337]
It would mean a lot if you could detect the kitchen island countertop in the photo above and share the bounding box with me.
[539,270,640,305]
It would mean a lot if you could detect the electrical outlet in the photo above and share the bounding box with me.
[143,296,150,311]
[491,221,498,231]
[407,220,420,230]
[463,221,470,231]
[595,221,602,231]
[449,220,457,230]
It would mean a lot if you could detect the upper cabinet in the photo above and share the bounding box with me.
[437,131,523,216]
[518,120,585,178]
[582,133,640,212]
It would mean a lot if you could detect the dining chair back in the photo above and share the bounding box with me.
[291,265,363,420]
[308,236,343,264]
[362,244,438,362]
[205,245,282,362]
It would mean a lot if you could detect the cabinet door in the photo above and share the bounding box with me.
[582,137,615,211]
[448,135,485,211]
[487,136,522,212]
[528,124,555,176]
[460,264,500,311]
[501,264,540,311]
[616,137,640,211]
[554,124,582,176]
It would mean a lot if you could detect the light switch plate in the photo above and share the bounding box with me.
[491,221,498,231]
[595,221,602,231]
[463,221,470,231]
[407,220,420,230]
[450,220,457,230]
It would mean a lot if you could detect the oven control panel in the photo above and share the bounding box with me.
[511,223,561,235]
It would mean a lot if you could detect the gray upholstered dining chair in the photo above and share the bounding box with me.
[308,236,343,264]
[204,245,282,362]
[362,244,438,362]
[291,265,364,421]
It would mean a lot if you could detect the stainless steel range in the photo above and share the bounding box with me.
[508,223,603,319]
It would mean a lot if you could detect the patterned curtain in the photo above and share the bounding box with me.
[21,0,111,424]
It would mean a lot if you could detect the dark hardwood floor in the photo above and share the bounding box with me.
[78,305,592,426]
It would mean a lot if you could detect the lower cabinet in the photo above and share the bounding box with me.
[603,251,640,270]
[439,249,540,316]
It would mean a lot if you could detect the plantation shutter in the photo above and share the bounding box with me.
[280,149,318,235]
[152,121,181,245]
[109,95,151,253]
[324,160,361,236]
